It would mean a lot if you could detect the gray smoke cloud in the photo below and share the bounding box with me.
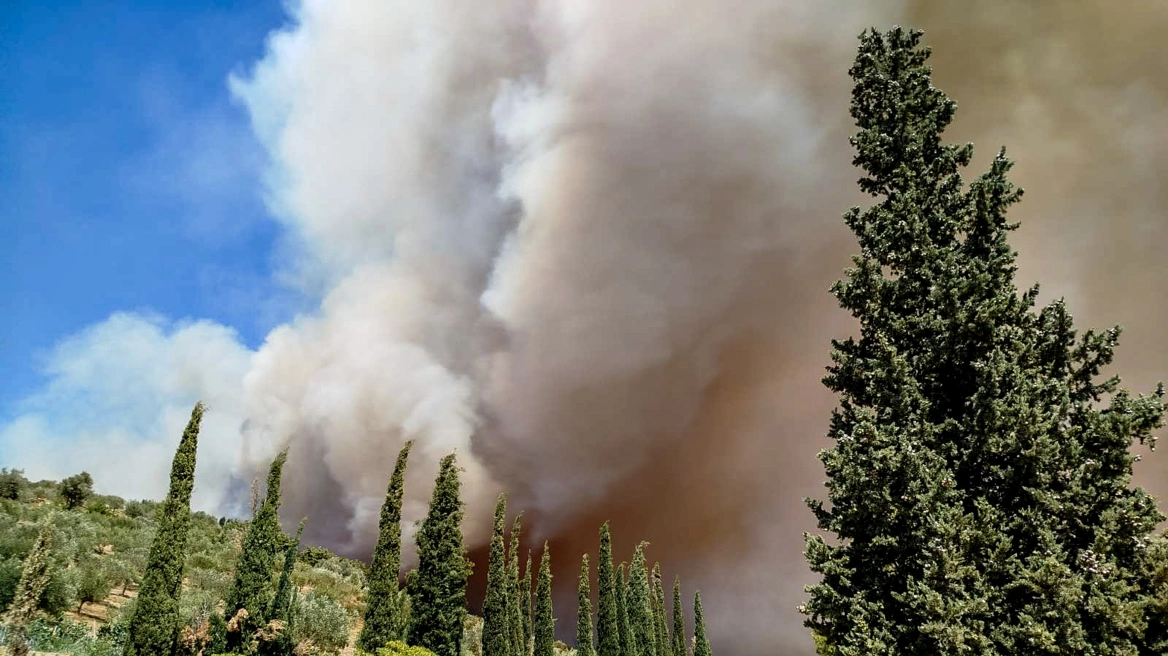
[221,1,1168,654]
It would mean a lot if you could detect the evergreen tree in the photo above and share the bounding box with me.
[260,518,305,656]
[627,544,654,656]
[650,564,667,656]
[507,514,525,656]
[691,593,710,656]
[408,453,471,656]
[615,564,634,656]
[359,440,415,652]
[595,523,621,656]
[225,448,289,650]
[482,494,512,656]
[802,26,1167,656]
[522,551,533,654]
[268,518,306,622]
[123,402,203,656]
[576,554,594,656]
[3,521,53,656]
[532,544,554,656]
[670,578,685,656]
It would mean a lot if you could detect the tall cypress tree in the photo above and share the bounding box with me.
[268,518,305,623]
[482,494,512,656]
[670,578,685,656]
[507,514,524,656]
[595,523,621,656]
[225,448,289,650]
[649,564,667,656]
[359,440,414,652]
[3,520,53,656]
[521,551,533,654]
[532,544,554,656]
[408,453,470,656]
[576,554,594,656]
[691,593,710,656]
[802,26,1167,656]
[615,564,634,656]
[123,401,203,656]
[627,544,654,656]
[260,518,305,656]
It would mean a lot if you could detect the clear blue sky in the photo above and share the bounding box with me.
[0,1,293,413]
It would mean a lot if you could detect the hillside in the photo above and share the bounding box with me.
[0,469,367,655]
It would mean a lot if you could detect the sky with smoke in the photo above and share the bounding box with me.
[2,1,1167,654]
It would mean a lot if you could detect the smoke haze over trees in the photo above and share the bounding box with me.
[1,2,1167,655]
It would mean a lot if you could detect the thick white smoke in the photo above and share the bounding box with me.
[220,2,1168,654]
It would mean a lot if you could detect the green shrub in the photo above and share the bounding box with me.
[123,499,158,519]
[0,468,27,500]
[0,556,21,612]
[75,559,113,611]
[290,591,352,653]
[372,640,439,656]
[39,565,77,617]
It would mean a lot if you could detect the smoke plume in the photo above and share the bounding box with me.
[219,1,1168,654]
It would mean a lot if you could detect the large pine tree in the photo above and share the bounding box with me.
[123,401,203,656]
[532,544,554,656]
[577,554,594,656]
[408,453,470,656]
[359,441,415,651]
[482,494,512,656]
[596,523,621,656]
[802,26,1167,656]
[627,544,655,656]
[225,448,289,650]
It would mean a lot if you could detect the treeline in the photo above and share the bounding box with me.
[0,406,712,656]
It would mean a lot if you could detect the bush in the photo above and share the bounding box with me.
[290,591,351,654]
[298,545,332,567]
[0,468,27,500]
[373,640,439,656]
[0,556,21,612]
[124,499,157,519]
[76,560,113,611]
[39,565,77,617]
[60,472,94,510]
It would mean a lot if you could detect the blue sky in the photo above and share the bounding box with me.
[0,1,295,415]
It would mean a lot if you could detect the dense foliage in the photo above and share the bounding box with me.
[408,454,470,656]
[359,441,414,652]
[803,25,1167,656]
[123,402,203,656]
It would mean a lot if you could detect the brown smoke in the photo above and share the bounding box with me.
[228,2,1168,654]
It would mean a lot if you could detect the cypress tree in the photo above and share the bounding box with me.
[408,453,471,656]
[802,26,1167,656]
[268,517,305,622]
[650,564,667,656]
[123,401,203,656]
[359,440,415,652]
[521,551,533,654]
[615,564,634,656]
[482,494,512,656]
[3,521,53,656]
[670,578,685,656]
[507,514,524,656]
[627,544,654,656]
[691,593,710,656]
[225,448,289,650]
[595,523,621,656]
[532,544,554,656]
[576,554,594,656]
